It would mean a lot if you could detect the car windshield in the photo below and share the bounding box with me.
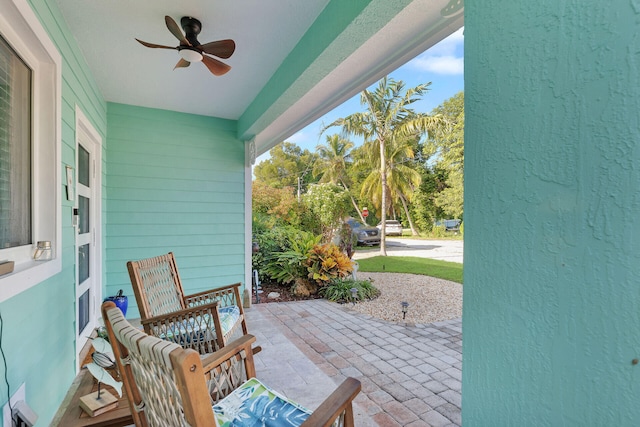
[347,219,364,229]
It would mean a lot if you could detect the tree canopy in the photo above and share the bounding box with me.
[253,142,318,190]
[427,91,464,218]
[252,85,465,240]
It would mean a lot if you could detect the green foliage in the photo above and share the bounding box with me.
[303,183,351,241]
[253,142,319,189]
[252,226,313,281]
[357,256,463,283]
[435,169,463,218]
[428,225,449,238]
[319,278,380,303]
[427,91,464,219]
[305,243,353,285]
[410,165,447,232]
[262,234,322,285]
[252,181,302,226]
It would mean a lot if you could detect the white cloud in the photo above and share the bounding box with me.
[409,27,464,75]
[412,55,463,75]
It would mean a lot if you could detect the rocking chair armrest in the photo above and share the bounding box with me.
[140,301,220,329]
[301,377,362,427]
[200,334,257,373]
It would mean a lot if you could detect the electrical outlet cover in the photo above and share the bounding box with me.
[3,383,25,427]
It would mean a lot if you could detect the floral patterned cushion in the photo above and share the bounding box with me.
[213,377,311,426]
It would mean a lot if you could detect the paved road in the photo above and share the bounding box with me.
[352,238,463,264]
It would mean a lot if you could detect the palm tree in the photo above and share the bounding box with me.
[312,135,366,223]
[325,77,444,255]
[356,136,422,235]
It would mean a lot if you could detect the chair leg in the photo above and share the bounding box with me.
[343,406,355,427]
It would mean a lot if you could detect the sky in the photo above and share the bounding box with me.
[255,27,464,165]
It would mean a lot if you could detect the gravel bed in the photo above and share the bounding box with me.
[350,272,462,324]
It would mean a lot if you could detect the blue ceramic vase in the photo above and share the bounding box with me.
[104,289,128,316]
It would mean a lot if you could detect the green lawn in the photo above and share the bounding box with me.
[356,256,463,284]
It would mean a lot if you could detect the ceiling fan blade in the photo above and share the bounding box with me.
[198,39,236,59]
[165,16,191,46]
[135,39,177,50]
[174,58,191,69]
[201,55,231,76]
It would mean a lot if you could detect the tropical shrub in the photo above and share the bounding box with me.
[262,233,321,285]
[302,183,351,242]
[305,243,353,285]
[252,181,301,226]
[252,225,313,281]
[319,278,380,303]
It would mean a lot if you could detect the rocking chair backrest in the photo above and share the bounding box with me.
[127,252,186,319]
[102,302,217,427]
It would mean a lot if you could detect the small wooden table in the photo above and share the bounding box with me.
[54,367,133,427]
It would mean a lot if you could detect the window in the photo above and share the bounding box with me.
[0,0,62,302]
[0,35,32,250]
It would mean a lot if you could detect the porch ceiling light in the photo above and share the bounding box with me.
[178,47,203,63]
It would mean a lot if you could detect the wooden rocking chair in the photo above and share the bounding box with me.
[127,252,248,355]
[102,301,361,427]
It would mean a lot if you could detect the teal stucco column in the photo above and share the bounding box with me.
[463,0,640,424]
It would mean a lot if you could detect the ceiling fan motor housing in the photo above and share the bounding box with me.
[181,16,202,46]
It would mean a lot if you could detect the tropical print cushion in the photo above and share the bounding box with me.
[213,377,311,426]
[219,305,241,335]
[159,305,240,343]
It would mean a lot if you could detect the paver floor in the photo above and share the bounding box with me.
[245,299,462,426]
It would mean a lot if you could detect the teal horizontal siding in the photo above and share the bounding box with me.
[0,1,108,425]
[105,103,246,313]
[108,223,244,237]
[107,175,244,192]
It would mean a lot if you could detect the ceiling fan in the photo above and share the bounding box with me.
[135,16,235,76]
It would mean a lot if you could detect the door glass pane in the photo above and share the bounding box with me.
[79,243,90,284]
[78,195,89,234]
[78,145,90,187]
[78,290,89,334]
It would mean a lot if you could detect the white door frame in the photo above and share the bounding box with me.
[74,106,103,366]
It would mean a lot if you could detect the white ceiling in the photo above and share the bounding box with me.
[54,0,463,153]
[55,0,331,119]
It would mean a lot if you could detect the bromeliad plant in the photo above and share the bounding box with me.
[305,243,353,285]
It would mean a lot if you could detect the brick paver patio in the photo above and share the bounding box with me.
[246,299,462,426]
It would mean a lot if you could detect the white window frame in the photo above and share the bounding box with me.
[0,0,62,303]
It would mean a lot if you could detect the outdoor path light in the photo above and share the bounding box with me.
[401,301,409,319]
[350,288,358,305]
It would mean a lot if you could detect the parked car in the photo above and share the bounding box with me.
[345,218,380,246]
[376,220,403,236]
[434,219,461,232]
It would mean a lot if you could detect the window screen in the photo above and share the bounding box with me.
[0,35,32,249]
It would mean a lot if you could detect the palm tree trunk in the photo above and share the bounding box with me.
[379,137,387,256]
[400,194,419,236]
[341,179,366,223]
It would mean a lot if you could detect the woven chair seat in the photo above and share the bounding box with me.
[213,377,312,426]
